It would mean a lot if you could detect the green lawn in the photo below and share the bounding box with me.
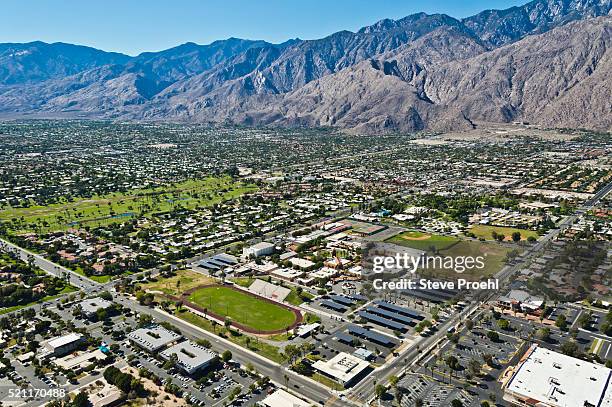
[188,286,298,332]
[468,225,539,241]
[311,373,344,391]
[386,231,511,278]
[440,240,511,277]
[0,176,257,233]
[230,277,313,306]
[386,230,459,251]
[143,269,215,296]
[176,310,285,363]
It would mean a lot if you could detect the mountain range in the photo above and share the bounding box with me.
[0,0,610,133]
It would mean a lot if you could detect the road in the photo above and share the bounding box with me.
[110,294,354,407]
[0,238,100,292]
[3,178,611,406]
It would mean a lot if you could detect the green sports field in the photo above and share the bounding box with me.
[385,230,459,251]
[386,231,511,277]
[187,286,298,332]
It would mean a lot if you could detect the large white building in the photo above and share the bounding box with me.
[243,242,275,258]
[160,341,217,375]
[38,333,84,359]
[127,325,181,352]
[503,345,612,407]
[312,352,370,387]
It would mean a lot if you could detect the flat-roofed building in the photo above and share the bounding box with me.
[160,341,217,375]
[295,323,320,338]
[503,344,612,407]
[289,257,315,270]
[127,325,181,352]
[54,349,107,372]
[312,352,370,387]
[261,389,310,407]
[243,242,275,258]
[78,297,113,319]
[270,268,303,282]
[39,333,84,360]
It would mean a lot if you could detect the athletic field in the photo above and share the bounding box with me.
[187,285,299,333]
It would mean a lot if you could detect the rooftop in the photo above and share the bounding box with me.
[312,352,370,384]
[127,325,181,351]
[79,297,113,315]
[160,341,217,373]
[261,389,310,407]
[505,345,612,407]
[46,332,83,350]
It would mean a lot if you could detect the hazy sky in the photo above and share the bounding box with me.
[1,0,526,55]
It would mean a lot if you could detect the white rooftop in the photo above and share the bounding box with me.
[250,242,275,250]
[289,257,315,269]
[261,389,310,407]
[506,345,612,407]
[160,341,216,374]
[46,333,83,350]
[312,352,369,384]
[127,325,181,351]
[79,297,112,314]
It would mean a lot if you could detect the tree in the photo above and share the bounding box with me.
[468,358,481,377]
[555,314,567,330]
[389,375,399,388]
[486,330,499,342]
[72,391,90,407]
[446,355,460,370]
[221,350,232,362]
[452,400,464,407]
[511,231,522,242]
[99,291,113,301]
[375,384,386,400]
[560,340,579,357]
[536,327,551,342]
[496,319,510,330]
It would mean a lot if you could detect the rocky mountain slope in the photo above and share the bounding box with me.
[0,0,610,133]
[242,17,611,132]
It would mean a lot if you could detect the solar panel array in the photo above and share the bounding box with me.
[347,324,395,346]
[334,331,355,344]
[400,287,458,303]
[374,300,424,320]
[357,310,406,331]
[321,300,347,312]
[347,293,368,302]
[365,306,415,326]
[329,295,355,306]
